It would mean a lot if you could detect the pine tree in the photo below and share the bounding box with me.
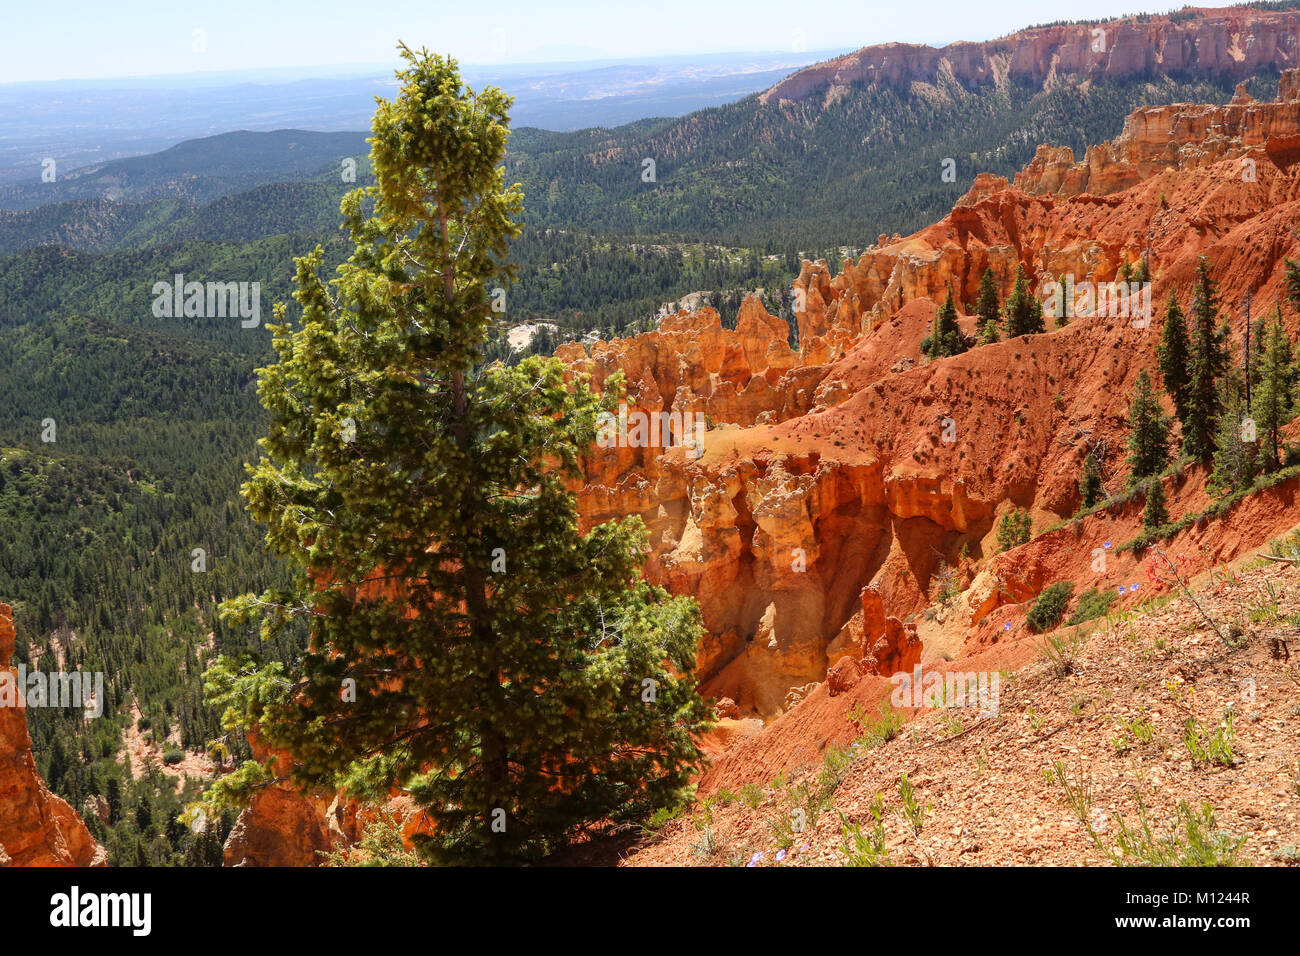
[1182,258,1230,460]
[1049,273,1070,329]
[1278,307,1297,412]
[1156,288,1191,423]
[996,508,1033,552]
[975,267,1000,331]
[1286,257,1300,314]
[1142,478,1168,530]
[106,775,122,824]
[1208,371,1259,497]
[1252,308,1291,472]
[1125,369,1170,485]
[198,48,710,864]
[1078,450,1104,510]
[921,286,966,358]
[1004,264,1045,337]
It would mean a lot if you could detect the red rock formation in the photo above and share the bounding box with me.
[222,728,434,867]
[223,787,332,868]
[0,604,106,867]
[563,72,1300,720]
[824,656,862,697]
[1016,68,1300,198]
[761,7,1300,107]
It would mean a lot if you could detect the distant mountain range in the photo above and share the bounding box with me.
[762,3,1300,104]
[5,2,1298,259]
[507,4,1300,247]
[0,51,846,187]
[0,130,368,212]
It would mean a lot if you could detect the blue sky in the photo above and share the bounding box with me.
[2,0,1247,83]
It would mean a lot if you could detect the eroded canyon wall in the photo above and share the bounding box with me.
[0,604,106,867]
[564,71,1300,716]
[761,6,1300,106]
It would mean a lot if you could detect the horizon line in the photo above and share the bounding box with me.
[0,47,861,89]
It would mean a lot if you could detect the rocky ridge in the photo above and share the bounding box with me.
[0,604,106,867]
[761,6,1300,107]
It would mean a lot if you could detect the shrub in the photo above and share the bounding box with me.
[996,508,1033,552]
[1027,581,1075,633]
[1113,799,1247,867]
[1183,712,1235,768]
[849,702,904,747]
[162,748,185,766]
[928,560,961,608]
[320,810,424,866]
[1038,626,1086,677]
[838,796,889,866]
[896,773,927,834]
[1067,587,1117,626]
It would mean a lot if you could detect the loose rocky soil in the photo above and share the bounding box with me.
[622,559,1300,866]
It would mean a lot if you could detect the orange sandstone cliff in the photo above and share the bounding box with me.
[562,69,1300,720]
[761,6,1300,106]
[0,604,106,867]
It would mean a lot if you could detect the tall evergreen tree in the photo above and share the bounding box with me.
[1004,264,1045,337]
[1078,450,1104,510]
[1142,478,1168,530]
[1245,311,1267,408]
[1278,303,1298,412]
[1207,371,1259,497]
[1182,258,1230,460]
[1049,273,1070,329]
[975,267,1001,337]
[1156,288,1191,424]
[1252,308,1292,472]
[1125,369,1170,485]
[921,286,966,358]
[197,47,710,864]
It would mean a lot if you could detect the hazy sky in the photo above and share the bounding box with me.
[2,0,1250,84]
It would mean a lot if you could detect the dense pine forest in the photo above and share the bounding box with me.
[505,75,1273,247]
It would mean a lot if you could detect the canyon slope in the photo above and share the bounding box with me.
[0,604,105,866]
[624,556,1300,866]
[563,68,1300,722]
